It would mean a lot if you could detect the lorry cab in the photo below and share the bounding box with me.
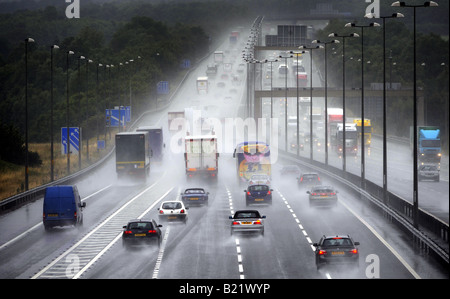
[43,185,86,231]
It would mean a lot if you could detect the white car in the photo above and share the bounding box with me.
[157,201,188,223]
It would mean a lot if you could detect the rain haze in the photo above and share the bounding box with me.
[0,0,448,290]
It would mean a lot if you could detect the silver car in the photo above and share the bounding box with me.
[418,164,440,182]
[307,185,338,207]
[229,210,266,236]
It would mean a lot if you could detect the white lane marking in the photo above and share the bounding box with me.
[152,225,171,279]
[0,184,112,251]
[339,199,421,279]
[227,187,245,279]
[32,179,169,279]
[72,186,174,279]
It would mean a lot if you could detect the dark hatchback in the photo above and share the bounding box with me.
[244,184,273,206]
[313,235,360,270]
[298,172,321,188]
[122,219,163,249]
[181,188,209,206]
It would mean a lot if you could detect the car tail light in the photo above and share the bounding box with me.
[318,250,326,255]
[124,230,133,235]
[318,177,320,181]
[351,249,358,254]
[267,190,271,195]
[253,220,262,225]
[180,209,185,213]
[159,210,164,214]
[74,211,77,219]
[148,230,157,234]
[232,221,240,225]
[330,192,336,195]
[311,193,317,196]
[247,191,251,196]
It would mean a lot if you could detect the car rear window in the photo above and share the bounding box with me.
[162,202,182,209]
[323,238,352,246]
[185,189,204,194]
[128,222,153,230]
[303,174,319,180]
[312,187,334,193]
[249,185,269,191]
[235,211,261,219]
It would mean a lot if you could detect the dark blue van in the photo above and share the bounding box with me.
[43,185,86,231]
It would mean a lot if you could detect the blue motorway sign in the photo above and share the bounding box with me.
[157,81,169,94]
[61,127,81,155]
[106,107,130,127]
[180,59,191,69]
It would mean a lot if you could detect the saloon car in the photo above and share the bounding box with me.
[229,210,266,236]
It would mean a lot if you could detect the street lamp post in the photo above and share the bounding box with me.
[290,50,306,156]
[50,44,59,182]
[391,0,439,228]
[279,54,293,152]
[24,37,34,191]
[365,11,404,204]
[85,58,93,162]
[299,45,323,161]
[77,55,85,170]
[345,21,380,188]
[312,39,340,166]
[66,50,74,175]
[328,33,359,172]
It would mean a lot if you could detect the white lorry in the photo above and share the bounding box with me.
[184,132,219,181]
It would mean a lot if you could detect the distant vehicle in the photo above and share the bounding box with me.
[280,165,301,176]
[298,173,321,188]
[197,76,209,94]
[353,118,373,147]
[115,132,150,179]
[157,201,188,224]
[313,235,360,270]
[307,185,338,207]
[278,64,288,75]
[184,133,219,181]
[122,219,163,249]
[244,184,273,206]
[216,81,226,88]
[206,64,218,78]
[336,123,358,156]
[181,188,209,206]
[233,141,271,184]
[136,126,165,162]
[295,65,307,87]
[43,185,86,231]
[327,108,343,148]
[248,174,271,186]
[214,51,224,64]
[418,164,440,182]
[229,210,266,236]
[411,126,441,163]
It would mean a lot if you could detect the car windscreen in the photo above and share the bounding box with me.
[162,202,182,209]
